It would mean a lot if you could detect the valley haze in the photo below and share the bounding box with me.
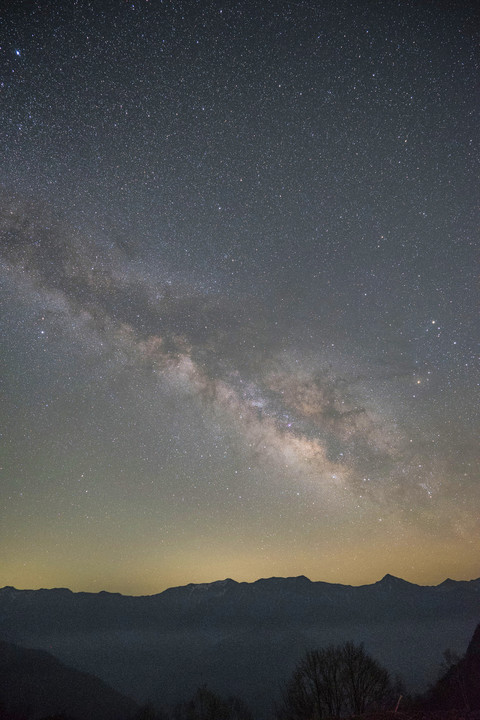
[2,573,479,718]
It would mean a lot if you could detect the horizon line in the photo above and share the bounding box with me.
[2,572,479,597]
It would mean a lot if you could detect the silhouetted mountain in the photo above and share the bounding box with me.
[0,639,138,720]
[422,623,480,710]
[1,576,478,718]
[467,623,480,657]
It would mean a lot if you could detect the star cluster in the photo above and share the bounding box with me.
[0,0,478,593]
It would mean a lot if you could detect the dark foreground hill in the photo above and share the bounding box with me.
[0,575,479,718]
[420,622,480,710]
[0,640,138,720]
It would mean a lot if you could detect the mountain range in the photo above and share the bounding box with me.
[1,575,479,717]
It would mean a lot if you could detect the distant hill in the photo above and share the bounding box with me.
[0,639,138,720]
[1,575,479,718]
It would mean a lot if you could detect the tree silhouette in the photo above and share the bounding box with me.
[277,642,392,719]
[341,641,391,714]
[134,703,167,720]
[173,686,252,720]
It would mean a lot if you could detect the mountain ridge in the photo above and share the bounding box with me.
[2,572,479,597]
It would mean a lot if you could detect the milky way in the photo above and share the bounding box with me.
[1,0,478,593]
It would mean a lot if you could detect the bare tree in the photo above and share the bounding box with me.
[277,642,392,719]
[341,641,391,714]
[173,687,252,720]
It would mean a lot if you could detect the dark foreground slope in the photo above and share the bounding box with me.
[419,623,480,710]
[0,640,138,720]
[0,575,478,718]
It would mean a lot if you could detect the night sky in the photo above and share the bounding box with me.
[1,0,478,595]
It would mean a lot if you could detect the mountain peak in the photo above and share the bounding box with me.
[377,574,413,587]
[438,578,457,588]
